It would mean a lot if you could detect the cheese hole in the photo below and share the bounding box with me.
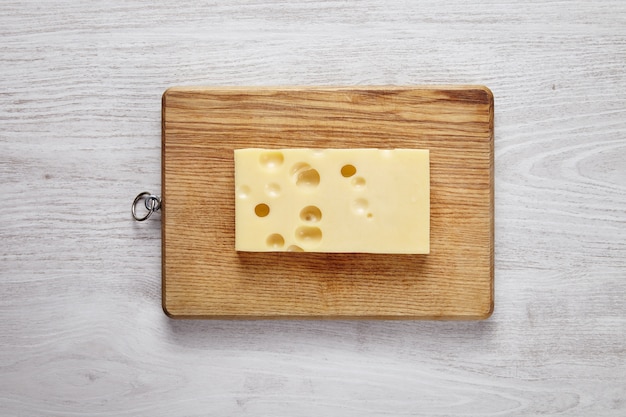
[291,162,320,188]
[237,185,251,199]
[295,226,322,245]
[351,176,366,188]
[254,203,270,217]
[300,206,322,223]
[287,245,304,252]
[259,151,284,169]
[352,198,369,215]
[266,233,284,248]
[298,168,320,187]
[367,213,373,219]
[341,164,357,177]
[265,182,281,197]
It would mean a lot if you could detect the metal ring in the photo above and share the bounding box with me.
[132,192,154,221]
[144,194,161,212]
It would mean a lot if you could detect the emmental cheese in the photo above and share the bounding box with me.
[234,148,430,254]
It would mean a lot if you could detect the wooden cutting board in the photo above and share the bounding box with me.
[162,86,494,319]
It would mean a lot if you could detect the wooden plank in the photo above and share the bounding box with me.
[162,86,493,319]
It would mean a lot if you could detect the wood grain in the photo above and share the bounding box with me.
[1,0,625,416]
[162,86,493,319]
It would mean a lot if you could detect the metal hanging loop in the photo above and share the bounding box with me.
[132,192,161,221]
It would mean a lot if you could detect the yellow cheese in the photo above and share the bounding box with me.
[234,148,430,254]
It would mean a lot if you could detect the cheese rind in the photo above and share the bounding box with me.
[235,148,430,254]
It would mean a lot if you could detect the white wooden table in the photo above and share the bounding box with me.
[1,1,625,415]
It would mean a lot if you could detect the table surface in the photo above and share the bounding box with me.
[1,1,624,416]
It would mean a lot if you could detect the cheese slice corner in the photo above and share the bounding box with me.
[234,148,429,254]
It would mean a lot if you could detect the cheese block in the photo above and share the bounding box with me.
[234,148,430,254]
